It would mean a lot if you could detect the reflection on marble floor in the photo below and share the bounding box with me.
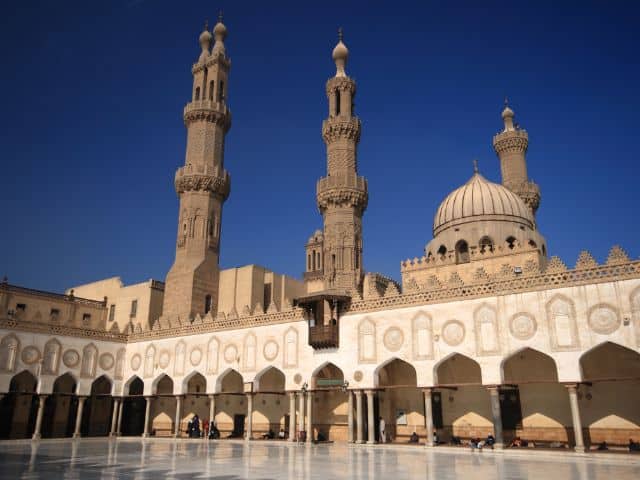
[1,439,638,480]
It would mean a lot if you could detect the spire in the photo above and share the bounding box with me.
[473,159,479,174]
[198,20,212,60]
[501,97,515,131]
[332,27,349,77]
[212,11,228,56]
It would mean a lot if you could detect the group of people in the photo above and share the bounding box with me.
[186,415,220,439]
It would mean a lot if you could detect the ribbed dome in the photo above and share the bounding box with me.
[433,172,534,236]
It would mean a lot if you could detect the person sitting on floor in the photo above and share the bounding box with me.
[485,434,495,448]
[262,429,275,439]
[469,438,480,449]
[408,432,419,444]
[433,431,439,445]
[450,436,462,445]
[278,428,286,439]
[509,437,522,448]
[629,439,640,452]
[317,431,327,442]
[209,422,220,439]
[597,441,609,451]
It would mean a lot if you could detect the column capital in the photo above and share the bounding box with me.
[421,387,433,394]
[364,389,375,395]
[354,389,363,397]
[563,383,580,392]
[207,393,216,399]
[486,385,501,393]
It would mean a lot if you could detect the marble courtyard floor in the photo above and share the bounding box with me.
[1,438,638,480]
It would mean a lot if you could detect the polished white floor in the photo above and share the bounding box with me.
[1,438,638,480]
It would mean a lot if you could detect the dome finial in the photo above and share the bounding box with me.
[218,10,223,23]
[473,159,479,174]
[198,19,213,58]
[212,11,227,55]
[332,27,349,77]
[501,97,515,131]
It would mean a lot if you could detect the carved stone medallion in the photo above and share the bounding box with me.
[383,327,404,352]
[442,320,465,346]
[190,347,203,366]
[353,370,363,382]
[63,349,80,368]
[131,354,142,371]
[293,373,302,385]
[158,350,170,369]
[509,313,537,340]
[263,340,279,361]
[224,344,238,363]
[588,305,620,335]
[99,353,114,370]
[21,346,40,365]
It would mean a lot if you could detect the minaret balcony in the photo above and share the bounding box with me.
[317,174,368,210]
[175,165,230,198]
[183,101,231,129]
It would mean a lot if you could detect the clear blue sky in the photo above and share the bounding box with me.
[1,1,638,292]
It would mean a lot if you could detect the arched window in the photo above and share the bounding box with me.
[437,245,447,257]
[528,239,537,249]
[195,87,200,101]
[218,80,225,102]
[506,236,517,249]
[479,236,494,253]
[209,80,214,100]
[204,295,212,314]
[335,90,341,115]
[312,250,316,270]
[307,254,311,271]
[455,240,470,264]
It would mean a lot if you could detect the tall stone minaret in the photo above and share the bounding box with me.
[317,30,368,293]
[492,101,541,215]
[163,17,232,321]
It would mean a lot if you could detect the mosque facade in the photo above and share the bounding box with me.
[1,19,639,451]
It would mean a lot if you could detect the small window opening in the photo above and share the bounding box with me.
[437,245,447,257]
[204,295,212,314]
[209,80,214,100]
[455,240,470,264]
[218,80,225,102]
[335,90,341,115]
[130,299,138,317]
[108,304,116,322]
[195,87,200,101]
[16,303,26,312]
[479,236,494,253]
[506,236,517,249]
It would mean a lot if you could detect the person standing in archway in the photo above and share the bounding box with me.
[379,417,386,443]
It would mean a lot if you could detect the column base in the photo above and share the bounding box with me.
[355,440,365,444]
[72,433,81,439]
[493,443,504,450]
[574,446,586,453]
[32,433,41,440]
[366,441,376,445]
[425,441,434,448]
[142,433,150,438]
[109,432,117,437]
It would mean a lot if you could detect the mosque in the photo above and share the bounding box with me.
[1,18,639,452]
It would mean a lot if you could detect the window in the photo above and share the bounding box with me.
[479,236,494,253]
[209,80,214,100]
[82,313,92,323]
[312,251,316,270]
[506,236,516,249]
[455,240,470,264]
[432,392,444,429]
[108,304,116,322]
[499,387,523,430]
[335,90,341,115]
[130,300,138,318]
[437,245,447,257]
[16,303,26,312]
[204,295,212,314]
[263,283,272,312]
[307,254,311,271]
[218,80,224,102]
[195,87,200,101]
[50,308,60,321]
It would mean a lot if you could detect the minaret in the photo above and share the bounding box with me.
[316,29,368,293]
[162,16,232,321]
[492,100,541,215]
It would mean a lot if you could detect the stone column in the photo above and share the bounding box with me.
[288,392,297,441]
[208,394,216,428]
[246,393,254,441]
[174,395,182,437]
[423,388,434,447]
[566,384,585,452]
[347,391,354,443]
[73,396,87,438]
[306,391,314,444]
[298,391,306,439]
[487,386,504,449]
[116,397,124,435]
[365,390,375,444]
[110,397,120,437]
[32,394,47,440]
[355,390,364,444]
[142,396,152,438]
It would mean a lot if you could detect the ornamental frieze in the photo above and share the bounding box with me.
[175,173,230,198]
[322,118,361,143]
[492,131,528,154]
[326,76,356,96]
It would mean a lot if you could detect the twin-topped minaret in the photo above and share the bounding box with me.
[307,30,368,294]
[493,101,541,215]
[163,16,232,321]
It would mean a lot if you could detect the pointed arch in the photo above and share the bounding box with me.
[358,317,376,363]
[124,375,144,395]
[254,366,285,392]
[243,332,257,371]
[206,336,220,374]
[501,347,558,383]
[52,372,77,394]
[434,353,482,386]
[0,333,20,373]
[9,370,37,393]
[174,341,186,376]
[152,373,174,395]
[42,338,62,375]
[546,294,579,350]
[283,327,298,368]
[114,348,126,380]
[182,371,207,394]
[144,344,156,378]
[216,368,243,393]
[90,374,113,395]
[374,357,417,388]
[580,341,640,382]
[80,343,98,378]
[474,303,500,355]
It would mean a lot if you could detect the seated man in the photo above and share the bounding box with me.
[408,432,419,444]
[450,436,462,445]
[485,434,495,448]
[262,429,275,439]
[278,428,286,439]
[629,439,640,452]
[433,431,439,445]
[316,431,327,442]
[509,437,523,448]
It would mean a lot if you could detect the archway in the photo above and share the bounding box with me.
[178,372,208,437]
[253,367,287,439]
[579,342,640,447]
[0,370,38,439]
[216,369,245,438]
[81,375,113,436]
[42,373,77,438]
[501,348,569,445]
[121,376,145,436]
[150,374,175,437]
[434,354,492,442]
[375,358,419,443]
[310,362,348,442]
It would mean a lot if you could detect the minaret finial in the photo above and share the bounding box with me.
[504,96,509,107]
[218,10,223,23]
[338,27,343,42]
[473,159,479,174]
[204,19,209,30]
